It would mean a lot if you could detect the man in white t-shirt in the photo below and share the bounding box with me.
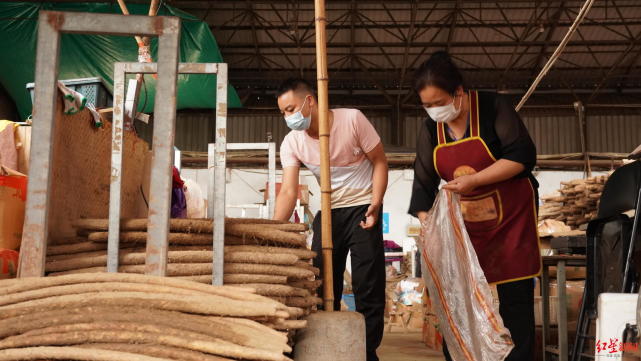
[274,78,388,361]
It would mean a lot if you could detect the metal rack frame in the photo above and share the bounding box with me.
[225,142,277,219]
[206,142,275,285]
[110,62,228,279]
[18,11,181,278]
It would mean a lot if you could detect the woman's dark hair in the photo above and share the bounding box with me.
[413,51,464,95]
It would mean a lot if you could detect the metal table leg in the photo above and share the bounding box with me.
[558,260,568,361]
[267,142,276,219]
[542,264,551,361]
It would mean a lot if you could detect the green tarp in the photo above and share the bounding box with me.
[0,2,241,120]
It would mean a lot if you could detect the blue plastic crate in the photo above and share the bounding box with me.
[26,77,112,108]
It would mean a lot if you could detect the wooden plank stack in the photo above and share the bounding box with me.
[0,273,294,361]
[44,218,321,331]
[539,175,609,229]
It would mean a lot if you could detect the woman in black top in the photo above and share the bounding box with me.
[409,51,541,361]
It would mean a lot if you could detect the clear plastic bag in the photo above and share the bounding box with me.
[417,190,514,361]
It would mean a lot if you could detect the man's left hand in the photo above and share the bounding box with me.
[442,175,479,194]
[360,203,381,230]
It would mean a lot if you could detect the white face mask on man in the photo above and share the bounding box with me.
[284,96,312,131]
[424,94,462,123]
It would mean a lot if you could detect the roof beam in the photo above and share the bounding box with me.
[354,57,396,106]
[350,0,356,82]
[566,10,607,80]
[358,14,397,69]
[293,2,303,77]
[564,7,633,41]
[247,2,265,71]
[212,19,641,32]
[381,2,406,41]
[500,2,562,78]
[222,9,250,46]
[610,0,635,40]
[398,0,418,84]
[400,13,451,104]
[446,1,460,53]
[357,12,405,42]
[459,10,497,70]
[223,65,641,72]
[223,48,638,57]
[459,7,517,41]
[530,1,565,76]
[219,39,640,49]
[588,29,641,102]
[494,2,519,40]
[170,0,601,6]
[624,48,641,78]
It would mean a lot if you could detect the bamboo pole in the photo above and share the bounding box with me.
[314,0,334,312]
[148,0,160,16]
[115,0,143,45]
[116,0,160,127]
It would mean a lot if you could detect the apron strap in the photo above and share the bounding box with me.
[437,122,446,145]
[469,90,480,138]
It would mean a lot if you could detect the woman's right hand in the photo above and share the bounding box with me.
[417,211,428,238]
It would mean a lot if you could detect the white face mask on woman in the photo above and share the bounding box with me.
[424,94,462,123]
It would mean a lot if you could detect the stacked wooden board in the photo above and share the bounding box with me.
[0,273,294,361]
[45,218,321,331]
[539,175,609,229]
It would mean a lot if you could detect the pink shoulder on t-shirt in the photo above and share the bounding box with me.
[280,131,302,168]
[350,109,381,153]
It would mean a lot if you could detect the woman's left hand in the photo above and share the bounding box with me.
[442,175,479,194]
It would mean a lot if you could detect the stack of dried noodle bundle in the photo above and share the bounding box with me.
[0,273,294,361]
[45,218,321,330]
[539,175,609,229]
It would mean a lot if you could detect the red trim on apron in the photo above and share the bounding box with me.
[470,91,480,137]
[437,120,446,144]
[433,91,541,284]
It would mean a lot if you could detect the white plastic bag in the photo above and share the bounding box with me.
[417,190,514,361]
[183,178,205,219]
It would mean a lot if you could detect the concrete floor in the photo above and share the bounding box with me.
[378,332,445,361]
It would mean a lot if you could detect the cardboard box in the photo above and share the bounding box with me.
[397,303,424,330]
[422,289,444,351]
[423,314,443,350]
[534,279,584,326]
[535,295,559,325]
[267,183,309,205]
[0,166,27,250]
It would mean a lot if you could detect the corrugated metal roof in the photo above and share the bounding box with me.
[587,114,641,153]
[154,109,638,158]
[197,0,641,98]
[522,115,581,154]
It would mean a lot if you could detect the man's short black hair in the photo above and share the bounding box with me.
[277,78,315,98]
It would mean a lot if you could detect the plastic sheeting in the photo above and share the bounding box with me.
[417,190,514,361]
[0,2,241,120]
